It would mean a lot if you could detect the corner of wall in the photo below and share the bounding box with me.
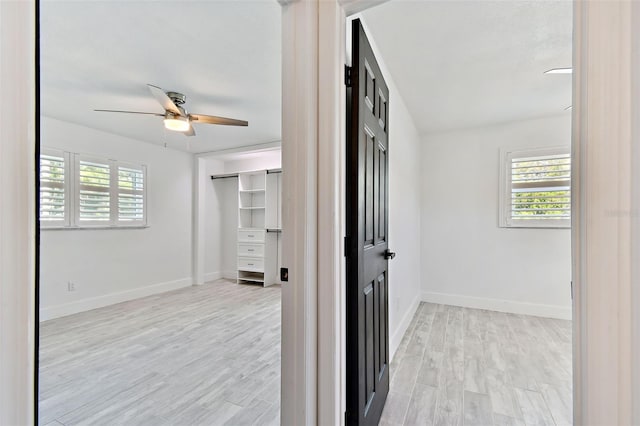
[390,295,421,361]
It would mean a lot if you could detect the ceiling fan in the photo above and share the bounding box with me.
[95,84,248,136]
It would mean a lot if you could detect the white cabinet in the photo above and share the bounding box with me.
[237,170,281,286]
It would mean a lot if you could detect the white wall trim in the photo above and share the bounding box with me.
[192,157,206,285]
[390,297,420,361]
[40,278,193,322]
[204,272,222,283]
[280,1,319,424]
[0,1,36,424]
[317,2,346,425]
[422,291,571,321]
[573,1,636,423]
[632,2,640,422]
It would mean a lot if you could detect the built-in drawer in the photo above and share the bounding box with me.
[238,229,266,243]
[238,257,264,272]
[238,243,264,257]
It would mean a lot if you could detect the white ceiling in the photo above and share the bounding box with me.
[42,1,571,153]
[41,0,281,154]
[361,0,573,135]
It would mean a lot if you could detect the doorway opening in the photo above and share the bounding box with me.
[37,2,283,424]
[345,3,573,425]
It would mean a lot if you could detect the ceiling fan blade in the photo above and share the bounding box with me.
[94,109,164,116]
[147,84,182,116]
[190,113,248,127]
[184,125,196,137]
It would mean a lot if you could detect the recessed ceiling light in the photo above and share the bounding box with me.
[545,68,573,74]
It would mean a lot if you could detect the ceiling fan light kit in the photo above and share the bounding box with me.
[164,115,190,132]
[95,84,249,137]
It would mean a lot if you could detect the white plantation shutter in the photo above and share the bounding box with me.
[41,151,147,228]
[76,156,112,224]
[501,148,571,228]
[117,164,146,224]
[39,151,69,225]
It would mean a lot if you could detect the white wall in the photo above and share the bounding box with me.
[40,117,194,320]
[387,79,423,357]
[207,175,238,279]
[420,114,572,319]
[223,150,281,173]
[204,159,224,282]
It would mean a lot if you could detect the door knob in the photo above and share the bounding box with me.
[384,249,396,260]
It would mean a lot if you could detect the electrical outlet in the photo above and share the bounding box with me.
[67,281,75,292]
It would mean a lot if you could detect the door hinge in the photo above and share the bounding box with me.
[344,65,353,87]
[570,280,573,300]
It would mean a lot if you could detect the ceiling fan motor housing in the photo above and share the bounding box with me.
[166,91,186,105]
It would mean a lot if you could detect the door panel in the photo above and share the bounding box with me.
[346,19,392,426]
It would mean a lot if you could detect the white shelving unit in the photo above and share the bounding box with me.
[236,170,281,286]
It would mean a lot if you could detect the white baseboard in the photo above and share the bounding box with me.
[40,277,193,322]
[390,296,421,361]
[222,270,237,280]
[204,271,222,283]
[421,291,572,320]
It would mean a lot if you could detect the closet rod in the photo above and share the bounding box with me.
[210,173,239,180]
[211,169,281,179]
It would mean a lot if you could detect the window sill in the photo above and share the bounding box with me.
[499,223,571,229]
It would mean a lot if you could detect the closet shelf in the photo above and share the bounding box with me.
[238,277,265,283]
[236,169,281,287]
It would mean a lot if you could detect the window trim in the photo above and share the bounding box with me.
[39,149,148,230]
[499,146,571,229]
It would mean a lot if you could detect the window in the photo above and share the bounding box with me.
[118,164,145,222]
[77,156,112,225]
[500,147,571,228]
[39,150,147,228]
[39,150,70,226]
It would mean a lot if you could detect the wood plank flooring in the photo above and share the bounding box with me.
[39,279,281,426]
[40,284,570,426]
[382,303,572,426]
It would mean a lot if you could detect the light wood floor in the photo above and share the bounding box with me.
[40,283,570,426]
[381,303,572,426]
[39,279,281,426]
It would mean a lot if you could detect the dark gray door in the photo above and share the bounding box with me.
[346,18,394,426]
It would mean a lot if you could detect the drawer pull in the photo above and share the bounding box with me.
[248,234,255,237]
[248,249,254,252]
[248,263,254,266]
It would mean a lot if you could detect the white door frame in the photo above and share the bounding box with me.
[2,1,640,424]
[0,1,37,425]
[572,1,640,423]
[282,0,640,424]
